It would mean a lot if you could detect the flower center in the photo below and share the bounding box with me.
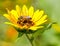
[17,16,34,28]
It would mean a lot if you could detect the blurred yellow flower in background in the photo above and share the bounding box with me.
[17,0,28,4]
[6,26,18,42]
[2,0,14,10]
[0,41,13,46]
[52,24,60,32]
[3,5,47,30]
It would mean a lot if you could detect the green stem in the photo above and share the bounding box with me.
[25,34,33,46]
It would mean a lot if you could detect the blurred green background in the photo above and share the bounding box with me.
[0,0,60,46]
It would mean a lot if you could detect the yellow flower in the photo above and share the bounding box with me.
[52,24,60,32]
[6,26,18,41]
[3,5,47,30]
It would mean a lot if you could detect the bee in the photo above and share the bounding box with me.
[17,16,34,27]
[18,16,23,20]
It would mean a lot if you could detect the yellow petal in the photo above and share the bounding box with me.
[22,5,28,16]
[6,9,17,22]
[32,10,44,22]
[16,5,21,17]
[10,10,18,20]
[3,14,11,21]
[6,8,10,14]
[37,20,47,25]
[32,10,39,21]
[5,22,19,28]
[29,26,44,30]
[29,6,34,18]
[35,15,47,26]
[3,14,16,23]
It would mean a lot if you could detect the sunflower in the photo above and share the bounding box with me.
[3,5,47,30]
